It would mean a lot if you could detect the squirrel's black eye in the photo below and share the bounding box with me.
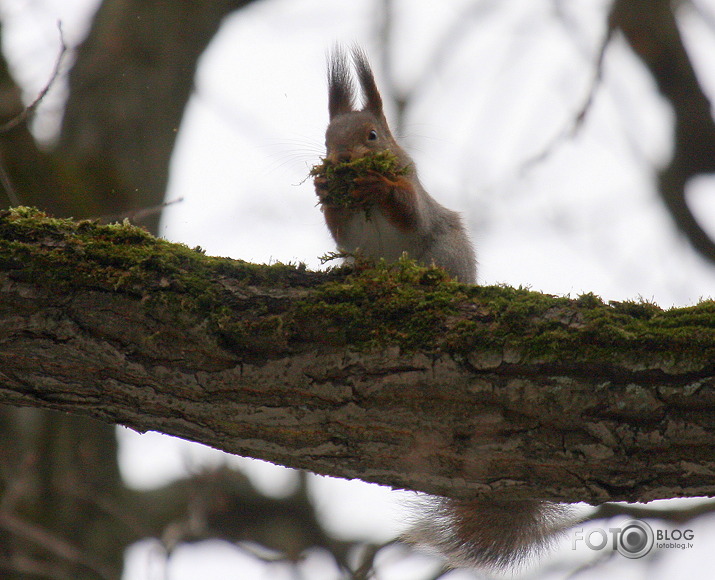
[368,129,378,141]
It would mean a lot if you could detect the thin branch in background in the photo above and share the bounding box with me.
[0,152,21,206]
[689,0,715,34]
[563,551,620,580]
[519,20,616,174]
[62,481,153,541]
[0,22,67,135]
[425,565,454,580]
[376,0,409,134]
[0,451,40,513]
[375,0,501,137]
[571,20,616,132]
[588,498,715,524]
[610,0,715,264]
[410,0,501,99]
[0,555,75,580]
[0,510,118,580]
[0,21,67,207]
[349,540,398,580]
[94,197,185,225]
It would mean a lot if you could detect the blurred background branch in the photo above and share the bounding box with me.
[1,0,715,578]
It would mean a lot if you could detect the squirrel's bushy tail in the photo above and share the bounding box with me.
[404,497,571,570]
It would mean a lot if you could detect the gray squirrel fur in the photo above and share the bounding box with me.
[314,46,569,570]
[315,46,476,284]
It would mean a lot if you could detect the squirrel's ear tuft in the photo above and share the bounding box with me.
[328,46,355,119]
[352,47,383,116]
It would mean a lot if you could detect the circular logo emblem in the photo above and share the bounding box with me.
[617,520,654,559]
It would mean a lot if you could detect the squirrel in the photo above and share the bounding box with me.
[313,46,476,284]
[313,46,569,570]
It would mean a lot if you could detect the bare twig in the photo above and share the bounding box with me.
[0,151,21,206]
[571,22,616,131]
[0,510,119,580]
[0,22,67,207]
[0,22,67,134]
[375,0,410,134]
[588,499,715,524]
[350,540,399,580]
[611,0,715,264]
[0,555,75,580]
[94,196,184,224]
[377,0,503,139]
[519,20,616,173]
[689,0,715,34]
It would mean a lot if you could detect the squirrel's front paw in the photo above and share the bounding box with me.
[314,175,329,201]
[353,170,410,204]
[352,170,394,202]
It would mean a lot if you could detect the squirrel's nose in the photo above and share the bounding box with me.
[327,151,353,164]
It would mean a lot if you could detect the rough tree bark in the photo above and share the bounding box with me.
[3,1,377,576]
[2,2,714,576]
[2,208,714,507]
[2,5,282,577]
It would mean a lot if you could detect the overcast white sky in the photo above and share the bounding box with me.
[2,0,715,578]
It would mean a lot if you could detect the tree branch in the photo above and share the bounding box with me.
[1,208,714,507]
[610,0,715,263]
[0,22,67,135]
[58,0,260,231]
[0,510,116,580]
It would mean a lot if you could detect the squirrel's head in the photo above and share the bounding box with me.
[324,47,400,164]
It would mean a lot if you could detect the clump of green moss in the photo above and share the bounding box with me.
[6,208,714,371]
[293,255,468,351]
[310,150,409,209]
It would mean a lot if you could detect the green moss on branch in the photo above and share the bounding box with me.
[1,207,714,373]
